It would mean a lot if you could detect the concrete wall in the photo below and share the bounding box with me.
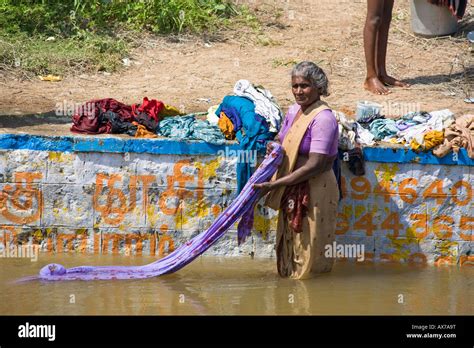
[0,134,472,266]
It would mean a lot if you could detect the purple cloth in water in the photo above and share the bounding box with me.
[17,145,284,282]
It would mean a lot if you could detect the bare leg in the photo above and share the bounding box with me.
[364,0,390,95]
[377,0,410,88]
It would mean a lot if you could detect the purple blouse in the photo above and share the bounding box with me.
[278,103,339,156]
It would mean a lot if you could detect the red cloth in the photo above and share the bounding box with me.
[280,181,310,233]
[71,98,133,134]
[132,97,164,122]
[71,97,164,134]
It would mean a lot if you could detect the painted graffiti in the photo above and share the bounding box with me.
[0,225,174,257]
[0,172,43,224]
[93,173,154,225]
[0,153,472,264]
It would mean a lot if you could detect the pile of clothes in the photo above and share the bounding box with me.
[211,80,283,192]
[337,105,474,160]
[70,97,227,144]
[433,114,474,158]
[334,111,374,177]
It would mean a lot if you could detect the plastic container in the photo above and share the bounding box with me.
[356,101,382,122]
[410,0,458,37]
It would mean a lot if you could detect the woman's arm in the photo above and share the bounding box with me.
[254,153,333,195]
[272,153,331,187]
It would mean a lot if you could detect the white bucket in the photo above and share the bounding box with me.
[356,101,382,121]
[410,0,458,37]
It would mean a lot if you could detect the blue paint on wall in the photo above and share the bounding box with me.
[0,133,472,166]
[0,134,73,152]
[73,137,240,155]
[363,147,474,166]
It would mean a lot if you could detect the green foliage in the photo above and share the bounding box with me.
[0,0,241,36]
[0,0,254,76]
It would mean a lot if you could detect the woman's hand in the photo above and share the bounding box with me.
[253,181,275,197]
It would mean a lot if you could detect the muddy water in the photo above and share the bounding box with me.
[0,255,472,315]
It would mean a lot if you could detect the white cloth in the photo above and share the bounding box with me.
[233,79,282,133]
[334,111,375,149]
[206,105,219,125]
[397,109,455,146]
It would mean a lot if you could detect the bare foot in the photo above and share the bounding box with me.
[364,76,391,95]
[379,75,410,88]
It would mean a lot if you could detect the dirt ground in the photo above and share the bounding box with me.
[0,0,472,135]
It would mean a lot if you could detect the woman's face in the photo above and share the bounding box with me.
[291,76,320,107]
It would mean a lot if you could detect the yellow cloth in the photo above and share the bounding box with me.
[159,104,182,117]
[410,130,444,151]
[423,130,444,150]
[217,112,235,140]
[276,170,339,279]
[133,122,158,138]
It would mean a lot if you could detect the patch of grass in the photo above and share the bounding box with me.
[0,0,260,78]
[0,31,129,76]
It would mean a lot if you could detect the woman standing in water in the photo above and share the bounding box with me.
[254,61,339,280]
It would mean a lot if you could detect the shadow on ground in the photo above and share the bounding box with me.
[0,111,70,128]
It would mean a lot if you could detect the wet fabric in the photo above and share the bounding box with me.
[221,106,243,131]
[396,111,431,131]
[134,112,159,132]
[206,105,220,125]
[428,0,468,19]
[132,97,163,122]
[346,147,366,176]
[433,114,474,158]
[276,170,339,279]
[281,181,310,233]
[157,114,226,145]
[410,130,444,151]
[133,122,158,138]
[71,97,165,135]
[70,111,111,134]
[397,109,454,146]
[233,79,283,133]
[18,144,284,282]
[357,113,385,127]
[217,112,235,140]
[102,110,137,136]
[71,98,134,134]
[369,119,399,140]
[160,104,182,117]
[334,111,375,149]
[216,96,275,193]
[334,111,357,150]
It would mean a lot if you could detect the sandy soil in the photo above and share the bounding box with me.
[0,0,472,135]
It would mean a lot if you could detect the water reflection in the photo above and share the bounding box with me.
[0,255,472,315]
